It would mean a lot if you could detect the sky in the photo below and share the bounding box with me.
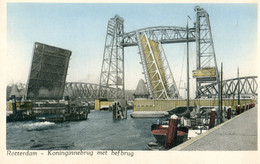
[6,3,258,98]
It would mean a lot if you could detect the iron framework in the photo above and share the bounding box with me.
[26,42,71,100]
[98,15,125,100]
[98,6,253,100]
[65,82,117,100]
[197,76,258,99]
[136,31,180,99]
[100,25,197,100]
[122,26,196,47]
[194,6,219,97]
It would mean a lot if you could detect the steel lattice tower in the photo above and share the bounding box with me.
[194,6,219,98]
[98,15,125,100]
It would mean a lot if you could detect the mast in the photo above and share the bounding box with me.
[237,67,240,106]
[220,63,223,123]
[186,20,190,111]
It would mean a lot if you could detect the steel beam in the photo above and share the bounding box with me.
[122,26,196,47]
[64,82,118,100]
[197,76,258,98]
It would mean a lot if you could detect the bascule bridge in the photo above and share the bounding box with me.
[64,6,257,110]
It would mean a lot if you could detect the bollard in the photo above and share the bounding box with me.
[249,103,253,109]
[65,96,70,114]
[165,115,178,149]
[125,106,127,119]
[242,104,245,113]
[246,104,249,111]
[112,102,116,120]
[112,101,124,120]
[209,108,216,129]
[236,105,240,115]
[227,107,231,120]
[11,95,17,115]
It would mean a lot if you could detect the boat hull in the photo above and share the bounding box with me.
[151,125,188,146]
[7,114,36,122]
[37,113,88,123]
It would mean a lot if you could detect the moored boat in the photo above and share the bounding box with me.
[151,124,188,146]
[7,110,36,122]
[36,112,88,123]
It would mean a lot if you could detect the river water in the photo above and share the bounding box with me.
[6,109,158,150]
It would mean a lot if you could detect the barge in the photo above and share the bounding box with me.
[7,110,36,122]
[37,112,88,122]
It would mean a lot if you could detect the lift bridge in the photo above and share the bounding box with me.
[64,6,257,101]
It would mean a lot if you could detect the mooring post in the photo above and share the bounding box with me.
[236,105,240,115]
[118,103,124,119]
[165,115,178,149]
[125,107,127,119]
[65,96,70,114]
[227,107,231,120]
[112,102,116,120]
[222,106,226,122]
[125,102,127,119]
[209,108,216,129]
[242,104,245,113]
[11,95,17,115]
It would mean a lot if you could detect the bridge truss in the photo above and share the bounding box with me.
[98,6,220,100]
[197,76,258,99]
[64,82,117,101]
[64,76,258,100]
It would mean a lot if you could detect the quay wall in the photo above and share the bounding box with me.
[133,99,256,111]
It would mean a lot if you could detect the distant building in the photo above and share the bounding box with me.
[133,79,150,99]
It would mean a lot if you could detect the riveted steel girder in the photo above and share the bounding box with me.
[64,82,118,100]
[197,76,258,98]
[136,31,180,99]
[26,42,71,100]
[122,26,196,47]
